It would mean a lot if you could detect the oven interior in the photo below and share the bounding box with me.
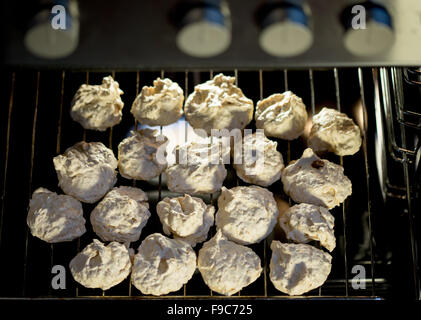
[0,67,419,300]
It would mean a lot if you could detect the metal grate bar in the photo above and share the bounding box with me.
[23,71,41,296]
[358,68,376,296]
[390,67,420,300]
[0,72,15,250]
[333,68,349,297]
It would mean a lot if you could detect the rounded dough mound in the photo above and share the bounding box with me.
[70,76,124,131]
[308,107,362,156]
[27,187,86,243]
[131,233,196,296]
[270,241,332,295]
[90,186,151,243]
[118,129,168,181]
[185,73,253,135]
[157,194,215,247]
[233,131,284,187]
[131,77,184,126]
[255,91,308,140]
[281,148,352,209]
[216,186,279,245]
[165,141,228,194]
[69,240,132,290]
[198,230,262,296]
[279,203,336,252]
[53,141,118,203]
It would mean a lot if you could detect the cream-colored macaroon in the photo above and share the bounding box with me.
[53,141,118,203]
[131,78,184,126]
[198,230,262,296]
[185,73,253,135]
[255,91,308,140]
[308,107,362,156]
[70,76,124,131]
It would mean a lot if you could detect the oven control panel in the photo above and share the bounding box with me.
[2,0,421,69]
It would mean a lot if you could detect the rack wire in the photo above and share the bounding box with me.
[0,67,412,300]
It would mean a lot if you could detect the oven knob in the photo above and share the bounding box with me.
[175,1,231,58]
[257,3,313,57]
[24,0,79,59]
[342,2,394,56]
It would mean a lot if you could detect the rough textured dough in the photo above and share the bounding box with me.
[69,240,132,290]
[131,233,196,296]
[278,203,336,252]
[131,77,184,126]
[185,73,253,134]
[216,186,279,245]
[157,194,214,247]
[255,91,308,140]
[90,186,151,243]
[118,129,168,181]
[70,76,124,131]
[308,107,362,156]
[53,141,118,203]
[281,148,352,209]
[270,241,332,295]
[27,187,86,243]
[165,141,228,194]
[233,132,284,186]
[198,230,262,296]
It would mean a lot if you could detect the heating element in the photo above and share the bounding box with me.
[0,67,419,300]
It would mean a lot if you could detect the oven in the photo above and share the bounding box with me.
[0,0,420,309]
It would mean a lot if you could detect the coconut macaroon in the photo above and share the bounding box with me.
[308,107,362,156]
[278,203,336,252]
[233,131,284,187]
[90,186,151,243]
[165,140,228,194]
[156,194,215,247]
[216,186,279,245]
[69,240,132,290]
[27,188,86,243]
[118,129,168,181]
[270,241,332,295]
[131,233,196,296]
[281,148,352,209]
[198,230,262,296]
[70,76,124,131]
[185,73,253,135]
[53,141,118,203]
[131,78,184,126]
[255,91,308,140]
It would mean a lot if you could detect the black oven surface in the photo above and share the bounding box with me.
[0,67,418,300]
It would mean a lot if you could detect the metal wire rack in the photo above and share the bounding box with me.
[0,67,417,300]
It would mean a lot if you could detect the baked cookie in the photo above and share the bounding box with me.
[131,77,184,126]
[165,140,228,194]
[281,148,352,209]
[156,194,214,247]
[185,73,253,134]
[90,186,151,243]
[118,129,168,181]
[27,188,85,243]
[70,76,124,131]
[69,240,132,290]
[270,241,332,295]
[53,141,118,203]
[308,107,362,156]
[198,230,262,296]
[233,131,284,187]
[278,203,336,252]
[216,186,279,245]
[255,91,308,140]
[131,233,196,296]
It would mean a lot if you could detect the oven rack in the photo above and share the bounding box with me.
[0,67,417,300]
